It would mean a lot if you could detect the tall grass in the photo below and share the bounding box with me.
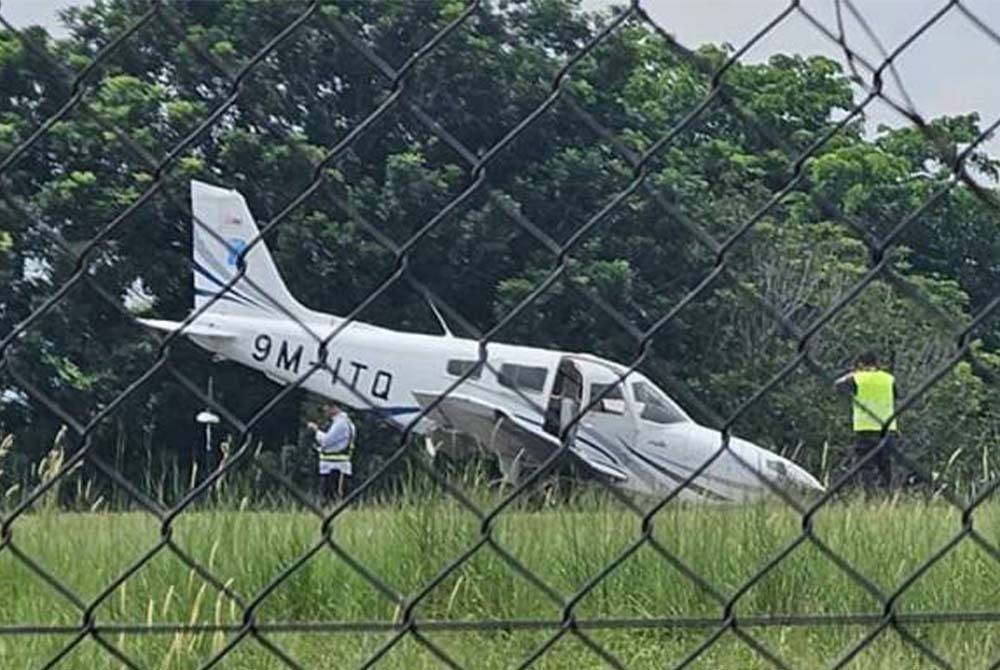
[3,434,999,667]
[3,492,1000,669]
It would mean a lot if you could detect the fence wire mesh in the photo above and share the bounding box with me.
[1,0,999,668]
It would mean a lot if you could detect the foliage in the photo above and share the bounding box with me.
[4,498,1000,667]
[0,0,997,502]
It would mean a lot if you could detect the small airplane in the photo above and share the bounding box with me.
[138,180,823,502]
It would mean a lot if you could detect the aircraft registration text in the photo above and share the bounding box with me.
[250,333,393,400]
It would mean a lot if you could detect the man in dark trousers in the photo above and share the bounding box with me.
[306,403,356,503]
[834,351,899,493]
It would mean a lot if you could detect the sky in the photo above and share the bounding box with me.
[3,0,999,155]
[587,0,1000,156]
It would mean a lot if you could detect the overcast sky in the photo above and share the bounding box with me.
[3,0,999,155]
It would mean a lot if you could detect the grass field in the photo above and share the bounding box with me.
[3,494,1000,669]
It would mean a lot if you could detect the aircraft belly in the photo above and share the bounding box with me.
[619,438,766,503]
[411,392,772,501]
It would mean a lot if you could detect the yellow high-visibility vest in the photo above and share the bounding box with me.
[316,421,356,462]
[852,370,898,432]
[318,448,353,463]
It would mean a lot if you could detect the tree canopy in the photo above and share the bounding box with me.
[1,0,998,502]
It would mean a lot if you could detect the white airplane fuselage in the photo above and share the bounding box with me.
[140,180,823,503]
[176,311,823,502]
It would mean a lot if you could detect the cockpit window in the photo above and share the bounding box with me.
[589,383,626,415]
[632,381,687,424]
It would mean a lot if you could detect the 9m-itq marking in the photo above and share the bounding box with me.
[140,181,823,502]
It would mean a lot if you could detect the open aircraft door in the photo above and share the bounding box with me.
[576,360,639,451]
[543,358,584,444]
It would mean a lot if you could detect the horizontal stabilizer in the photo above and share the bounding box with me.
[136,318,236,340]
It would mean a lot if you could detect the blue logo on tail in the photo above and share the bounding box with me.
[226,238,248,268]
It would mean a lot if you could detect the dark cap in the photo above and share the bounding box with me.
[855,350,878,367]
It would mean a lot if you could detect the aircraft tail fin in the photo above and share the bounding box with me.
[190,180,310,320]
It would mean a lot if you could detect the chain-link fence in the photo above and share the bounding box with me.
[2,0,1000,668]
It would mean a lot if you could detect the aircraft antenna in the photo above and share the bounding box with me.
[427,296,454,337]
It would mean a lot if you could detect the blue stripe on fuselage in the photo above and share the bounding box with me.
[194,287,254,308]
[192,259,268,310]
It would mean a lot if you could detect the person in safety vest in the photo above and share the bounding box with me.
[306,403,356,502]
[834,351,898,492]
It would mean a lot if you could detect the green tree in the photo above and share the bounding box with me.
[1,0,997,502]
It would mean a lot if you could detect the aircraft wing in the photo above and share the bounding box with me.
[412,391,628,482]
[136,318,237,340]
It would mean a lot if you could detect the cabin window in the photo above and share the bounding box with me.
[589,383,626,415]
[632,381,686,424]
[498,364,547,393]
[446,359,482,379]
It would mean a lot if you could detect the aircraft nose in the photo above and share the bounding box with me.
[725,434,823,496]
[675,425,824,500]
[760,454,825,495]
